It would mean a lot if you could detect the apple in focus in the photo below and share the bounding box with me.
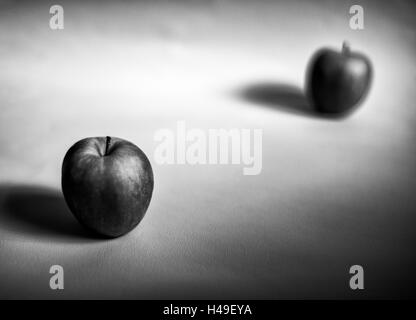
[306,42,373,115]
[62,136,154,238]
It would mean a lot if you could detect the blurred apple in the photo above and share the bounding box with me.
[306,42,372,115]
[62,136,154,238]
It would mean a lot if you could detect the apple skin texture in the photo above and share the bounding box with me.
[62,137,154,238]
[306,43,372,115]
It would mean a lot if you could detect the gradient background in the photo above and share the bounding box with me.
[0,0,415,299]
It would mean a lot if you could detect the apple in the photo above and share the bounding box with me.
[306,41,372,115]
[62,136,154,238]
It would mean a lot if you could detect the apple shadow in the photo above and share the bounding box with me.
[0,184,103,242]
[237,82,349,119]
[237,82,315,116]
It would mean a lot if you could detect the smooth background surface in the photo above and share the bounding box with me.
[0,0,415,299]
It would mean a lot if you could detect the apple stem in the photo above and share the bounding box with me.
[105,136,111,156]
[342,41,350,54]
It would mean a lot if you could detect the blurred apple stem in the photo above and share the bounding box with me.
[105,136,111,156]
[342,41,350,54]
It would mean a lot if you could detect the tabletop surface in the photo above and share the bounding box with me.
[0,0,415,299]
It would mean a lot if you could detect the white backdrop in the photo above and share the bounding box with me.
[0,0,415,298]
